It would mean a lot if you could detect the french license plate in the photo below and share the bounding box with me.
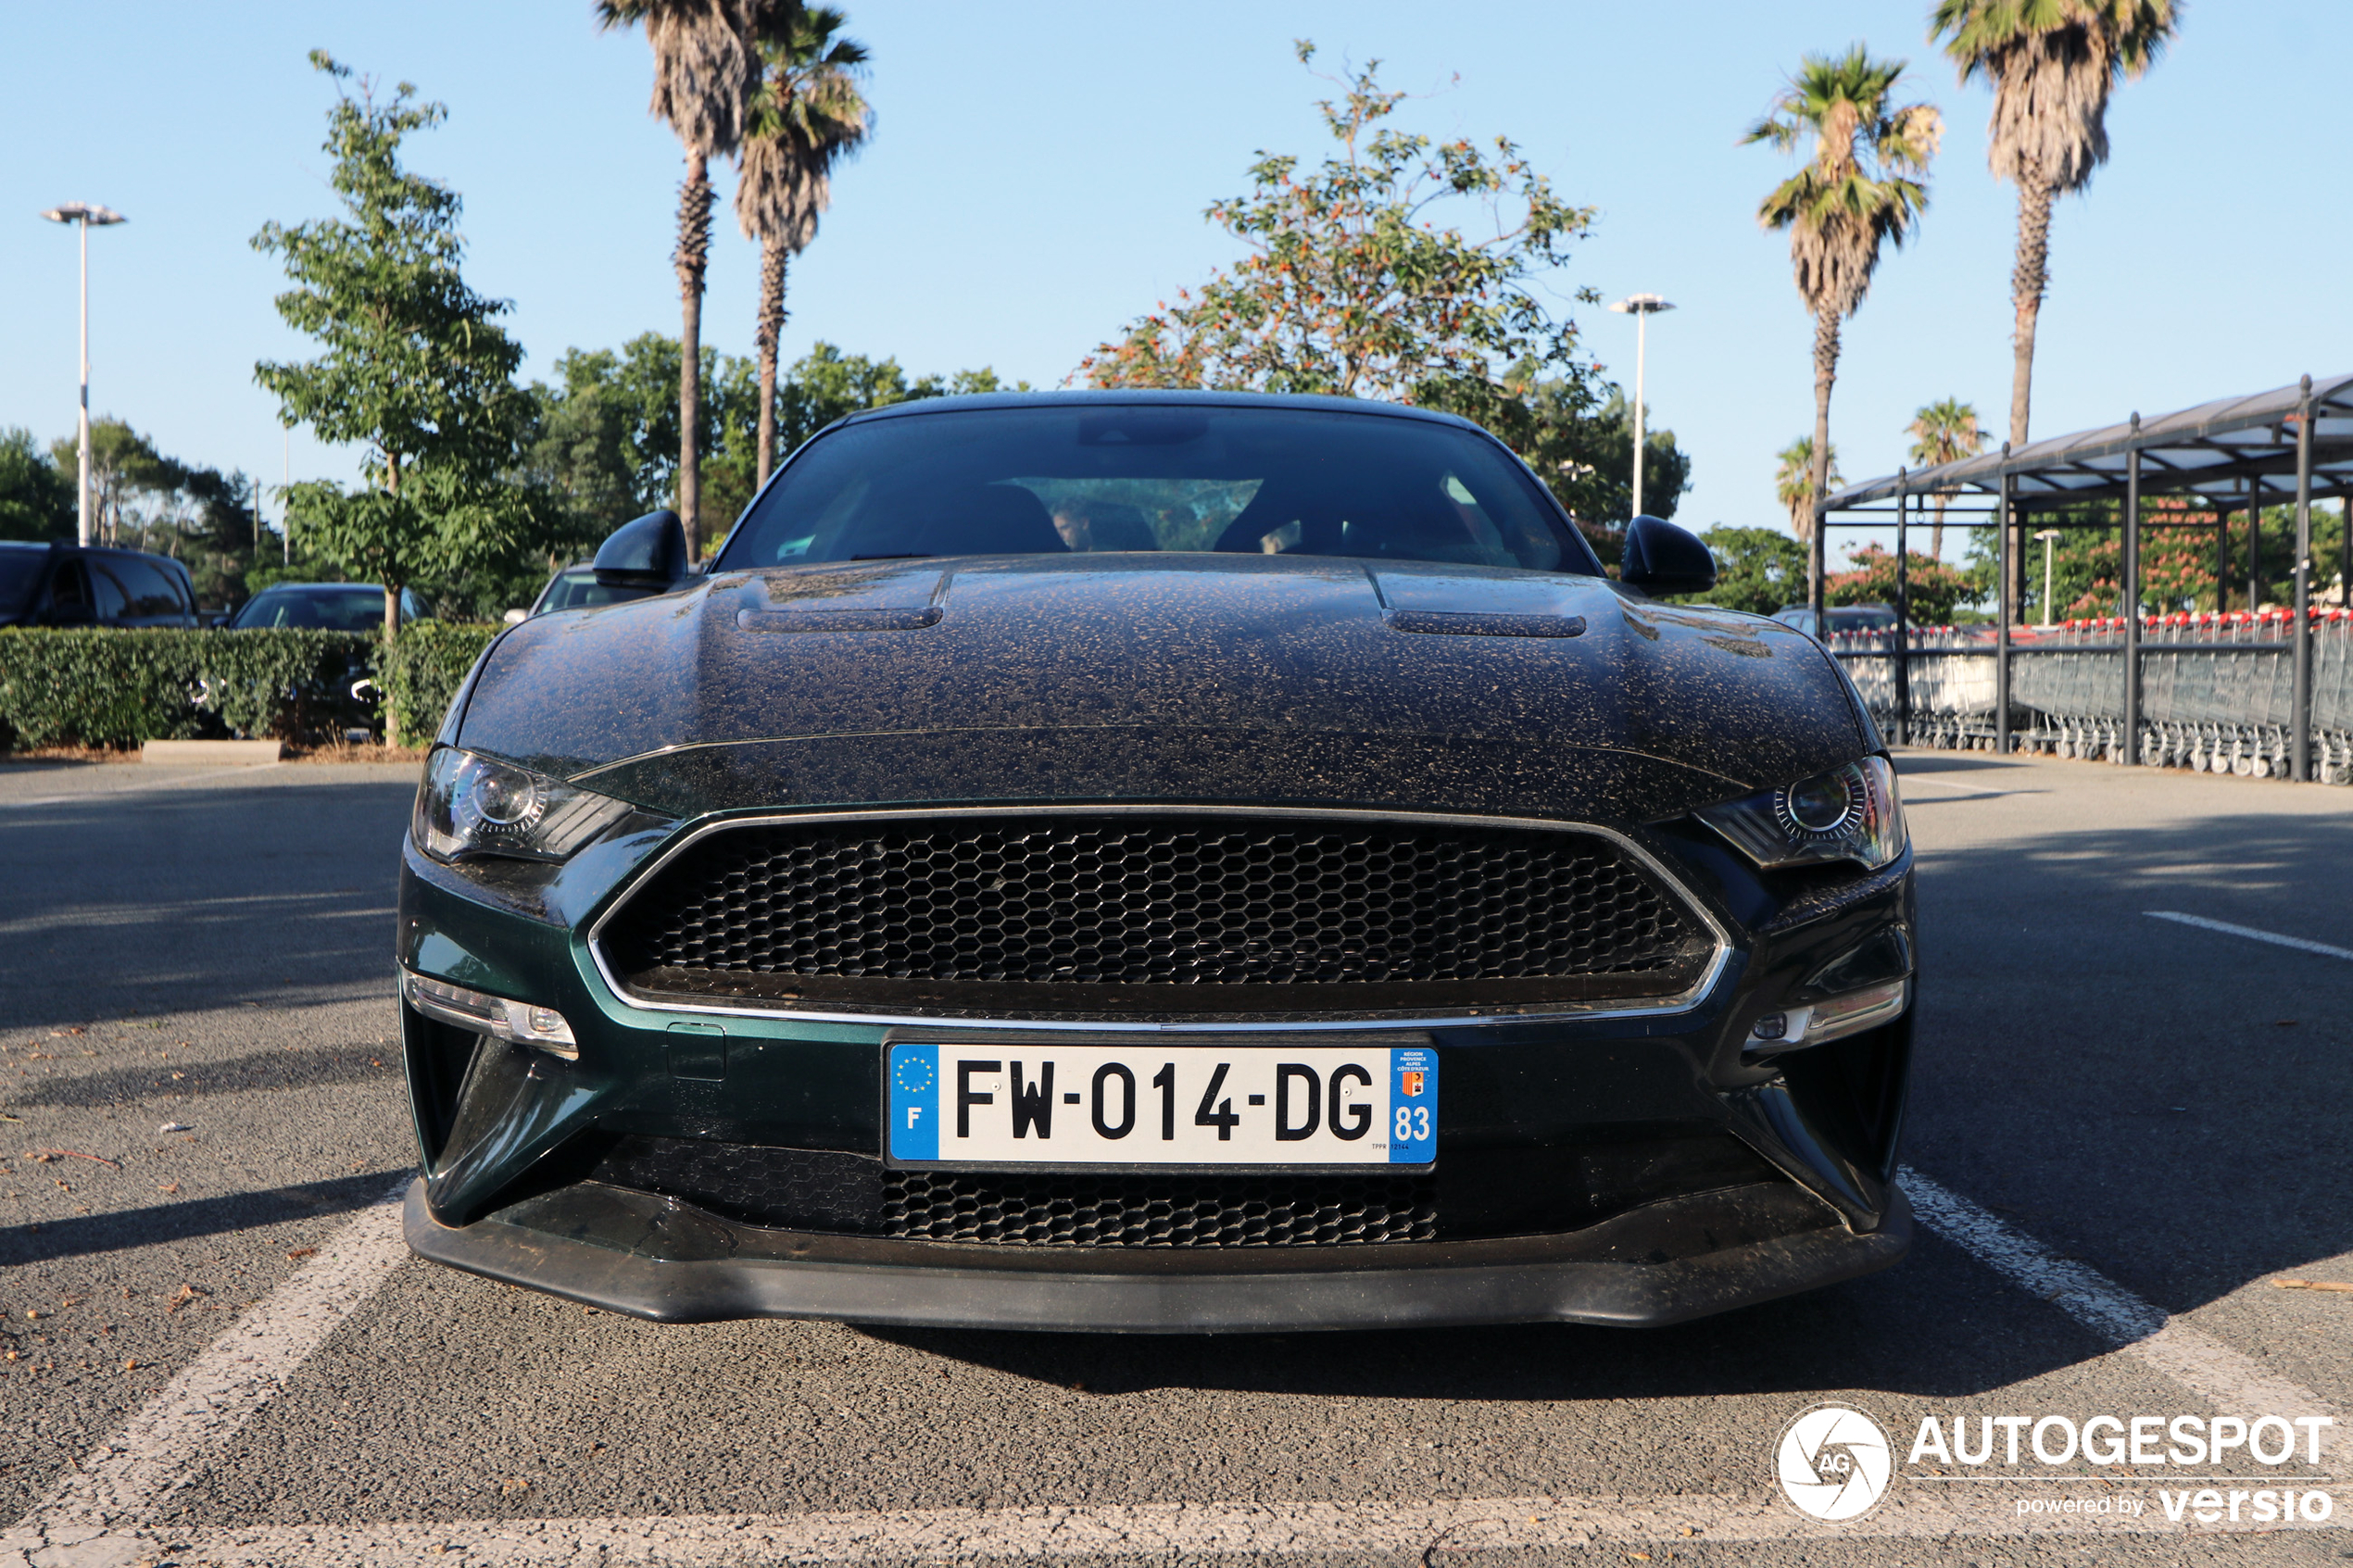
[886,1044,1437,1167]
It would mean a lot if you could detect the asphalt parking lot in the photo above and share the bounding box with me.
[2,752,2350,1566]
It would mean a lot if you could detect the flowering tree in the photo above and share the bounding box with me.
[1078,44,1600,430]
[1827,544,1978,625]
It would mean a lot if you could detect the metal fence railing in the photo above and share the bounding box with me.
[1828,610,2353,784]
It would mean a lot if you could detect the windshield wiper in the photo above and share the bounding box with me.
[850,553,934,561]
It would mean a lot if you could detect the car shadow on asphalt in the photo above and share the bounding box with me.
[3,1045,399,1112]
[856,1227,2114,1402]
[0,1170,402,1267]
[0,780,412,1033]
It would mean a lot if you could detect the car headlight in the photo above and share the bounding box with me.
[413,746,635,863]
[1696,756,1907,872]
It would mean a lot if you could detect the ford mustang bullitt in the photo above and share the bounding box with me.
[396,391,1915,1331]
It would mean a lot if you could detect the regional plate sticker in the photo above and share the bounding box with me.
[888,1044,939,1161]
[1389,1047,1436,1163]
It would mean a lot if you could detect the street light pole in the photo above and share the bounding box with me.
[41,202,127,548]
[2033,529,2061,626]
[1607,294,1675,519]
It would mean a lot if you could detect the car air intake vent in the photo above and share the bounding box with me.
[596,810,1713,1021]
[883,1170,1439,1248]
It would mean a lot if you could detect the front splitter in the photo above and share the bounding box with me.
[403,1176,1909,1333]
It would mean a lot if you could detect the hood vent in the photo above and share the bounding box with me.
[1384,609,1584,638]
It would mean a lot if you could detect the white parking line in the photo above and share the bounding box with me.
[0,1180,410,1566]
[2145,909,2353,962]
[1901,1166,2337,1429]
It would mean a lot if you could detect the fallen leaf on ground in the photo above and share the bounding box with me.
[157,1183,179,1195]
[284,1248,317,1261]
[2274,1278,2353,1292]
[36,1149,119,1169]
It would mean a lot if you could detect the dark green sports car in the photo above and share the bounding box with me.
[396,392,1916,1331]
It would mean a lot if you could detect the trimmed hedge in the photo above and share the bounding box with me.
[375,621,500,748]
[0,623,501,752]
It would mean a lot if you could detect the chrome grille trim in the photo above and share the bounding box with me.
[585,805,1731,1032]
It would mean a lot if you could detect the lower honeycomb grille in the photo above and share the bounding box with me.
[595,809,1715,1021]
[575,1135,1795,1248]
[881,1171,1439,1248]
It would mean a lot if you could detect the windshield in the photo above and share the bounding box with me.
[716,404,1597,575]
[230,586,386,630]
[0,549,44,615]
[539,570,639,613]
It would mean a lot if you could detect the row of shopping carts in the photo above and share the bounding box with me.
[1826,610,2353,784]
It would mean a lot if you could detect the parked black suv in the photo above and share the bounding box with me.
[0,542,202,629]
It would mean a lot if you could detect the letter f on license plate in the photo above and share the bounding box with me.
[886,1044,1436,1167]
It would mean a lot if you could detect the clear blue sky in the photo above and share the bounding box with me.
[3,2,2345,562]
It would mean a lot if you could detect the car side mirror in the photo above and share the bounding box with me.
[1619,515,1716,598]
[593,509,689,590]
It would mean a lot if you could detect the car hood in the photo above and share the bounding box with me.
[455,555,1869,821]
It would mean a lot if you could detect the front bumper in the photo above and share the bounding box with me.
[403,1173,1910,1332]
[396,796,1919,1331]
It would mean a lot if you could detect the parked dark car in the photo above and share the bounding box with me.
[0,541,201,629]
[504,562,660,624]
[398,392,1915,1332]
[1774,603,1900,639]
[225,582,427,630]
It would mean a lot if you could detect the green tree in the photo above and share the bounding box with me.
[0,430,73,543]
[1746,45,1940,599]
[1689,525,1809,614]
[526,336,1026,557]
[1932,0,2180,447]
[1906,395,1989,558]
[1775,435,1842,542]
[1500,375,1692,568]
[47,420,179,549]
[737,2,871,485]
[1080,43,1600,427]
[598,0,757,559]
[253,54,539,635]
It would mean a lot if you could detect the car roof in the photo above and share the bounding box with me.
[833,388,1488,435]
[0,541,192,571]
[253,582,383,593]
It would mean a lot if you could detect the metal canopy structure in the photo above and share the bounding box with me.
[1823,371,2353,514]
[1811,372,2352,780]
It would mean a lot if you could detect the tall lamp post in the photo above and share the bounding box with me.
[41,202,128,548]
[1607,294,1675,518]
[2033,528,2061,626]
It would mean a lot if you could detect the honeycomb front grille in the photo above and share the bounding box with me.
[597,811,1713,1019]
[882,1171,1439,1247]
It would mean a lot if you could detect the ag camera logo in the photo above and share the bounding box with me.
[1778,1405,1893,1522]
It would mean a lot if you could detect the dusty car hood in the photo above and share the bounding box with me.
[454,554,1867,817]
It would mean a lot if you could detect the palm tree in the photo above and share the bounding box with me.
[1931,0,2180,448]
[597,0,757,559]
[1906,396,1990,558]
[1776,436,1843,541]
[737,3,870,487]
[1746,46,1940,601]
